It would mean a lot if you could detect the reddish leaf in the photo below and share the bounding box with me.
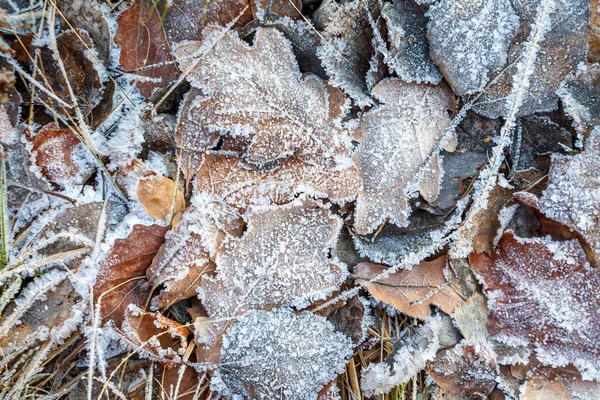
[470,232,600,380]
[93,224,168,326]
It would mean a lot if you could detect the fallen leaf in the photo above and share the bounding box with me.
[326,295,371,345]
[470,231,600,380]
[200,197,347,318]
[521,366,600,400]
[195,153,360,210]
[173,27,354,167]
[251,0,302,20]
[382,0,442,84]
[212,308,353,399]
[591,0,600,62]
[473,0,589,118]
[426,0,519,95]
[452,292,490,342]
[514,129,600,266]
[136,175,185,221]
[93,224,168,326]
[355,256,465,320]
[426,341,497,399]
[353,79,455,234]
[147,193,243,309]
[557,63,600,138]
[114,0,180,99]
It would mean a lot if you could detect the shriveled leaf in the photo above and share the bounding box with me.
[470,231,600,380]
[355,256,465,320]
[514,129,600,265]
[426,341,497,399]
[136,175,185,221]
[557,64,600,138]
[361,316,444,396]
[326,295,371,345]
[200,198,346,318]
[93,224,168,326]
[195,153,360,210]
[473,0,589,118]
[212,308,353,400]
[174,27,354,167]
[28,125,92,186]
[426,0,519,95]
[114,0,180,99]
[353,79,455,234]
[314,0,381,106]
[382,0,442,84]
[148,193,243,309]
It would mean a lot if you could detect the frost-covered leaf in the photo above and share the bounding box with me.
[361,316,443,396]
[27,125,93,186]
[382,0,441,84]
[148,194,243,309]
[521,366,600,400]
[199,198,346,318]
[174,27,354,167]
[426,341,497,399]
[426,0,519,95]
[515,129,600,266]
[314,0,381,106]
[353,79,455,234]
[473,0,589,118]
[252,0,302,20]
[355,256,465,320]
[94,224,168,326]
[212,308,353,400]
[557,64,600,138]
[470,231,600,380]
[136,175,185,221]
[163,0,252,43]
[195,153,360,210]
[114,0,180,99]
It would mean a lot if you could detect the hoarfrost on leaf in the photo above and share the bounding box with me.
[426,0,518,95]
[212,308,353,400]
[199,197,347,318]
[470,232,600,380]
[557,64,600,139]
[353,79,455,234]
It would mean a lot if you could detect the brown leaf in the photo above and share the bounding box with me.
[114,0,180,99]
[28,125,86,185]
[355,256,465,320]
[326,295,368,345]
[353,79,455,234]
[93,224,168,326]
[173,27,355,167]
[590,0,600,63]
[196,153,360,210]
[161,364,199,400]
[427,342,497,400]
[521,366,600,400]
[470,231,600,379]
[200,197,346,318]
[136,175,185,221]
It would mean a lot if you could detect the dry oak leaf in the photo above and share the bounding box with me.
[93,224,168,326]
[470,231,600,380]
[212,308,353,400]
[136,175,185,221]
[28,125,90,185]
[473,0,589,118]
[199,197,347,318]
[173,27,355,167]
[147,193,243,309]
[353,79,455,234]
[514,129,600,266]
[195,153,361,210]
[355,256,465,320]
[114,0,180,99]
[426,341,497,400]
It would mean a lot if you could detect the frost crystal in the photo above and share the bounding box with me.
[354,79,454,234]
[427,0,518,95]
[200,197,347,318]
[557,64,600,138]
[360,316,443,396]
[382,0,442,84]
[212,308,353,400]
